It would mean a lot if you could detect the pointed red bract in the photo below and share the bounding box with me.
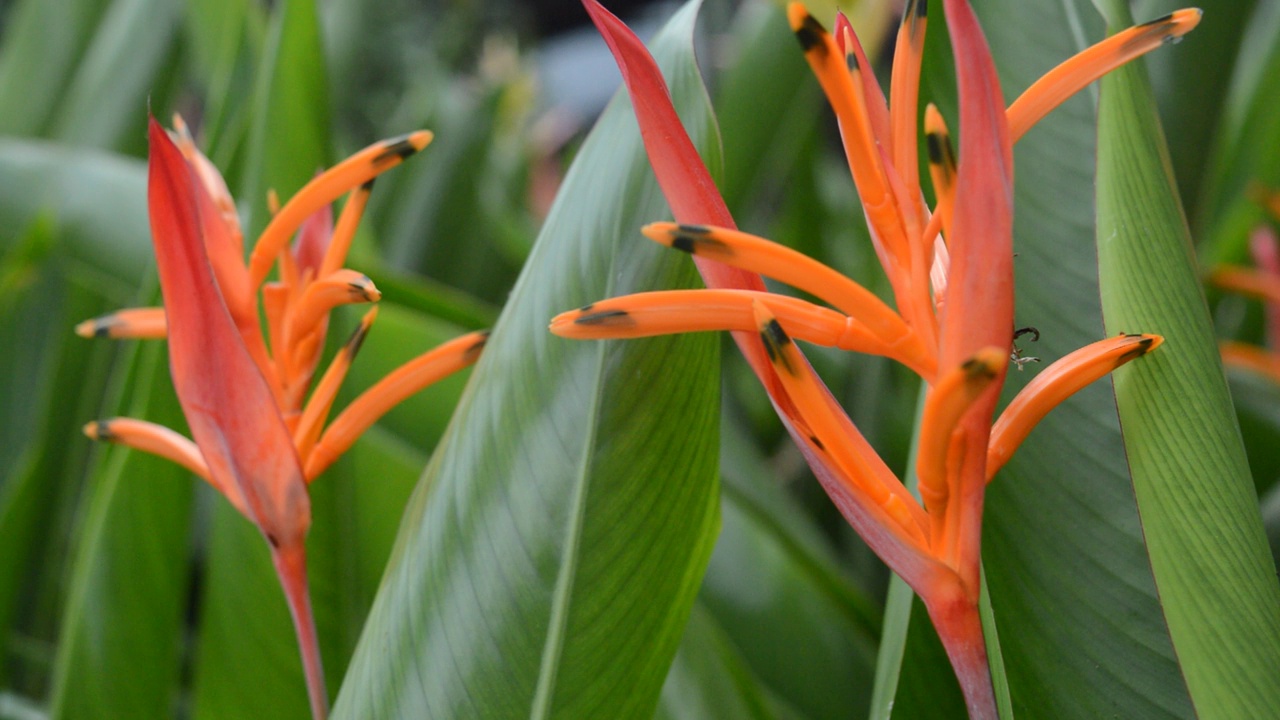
[147,118,311,548]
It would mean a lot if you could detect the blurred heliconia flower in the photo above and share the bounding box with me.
[1210,205,1280,384]
[78,117,487,719]
[552,1,1195,716]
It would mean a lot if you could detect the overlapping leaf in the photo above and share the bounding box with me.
[332,2,721,716]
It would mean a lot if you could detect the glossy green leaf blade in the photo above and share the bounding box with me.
[0,0,111,136]
[47,340,193,719]
[241,0,331,237]
[0,140,150,283]
[332,3,720,717]
[1095,2,1280,718]
[51,0,182,153]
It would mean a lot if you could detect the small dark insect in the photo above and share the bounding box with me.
[1011,326,1041,370]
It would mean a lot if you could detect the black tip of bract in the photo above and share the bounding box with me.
[916,0,928,18]
[374,134,420,163]
[961,356,998,379]
[575,309,635,327]
[464,331,490,362]
[344,321,372,358]
[925,132,945,165]
[1140,11,1175,28]
[760,318,795,374]
[1117,334,1158,363]
[92,420,115,442]
[349,277,376,300]
[794,14,826,53]
[809,435,826,451]
[93,320,112,338]
[671,235,697,254]
[360,178,376,192]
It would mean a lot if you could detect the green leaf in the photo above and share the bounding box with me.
[0,140,150,286]
[866,2,1201,717]
[0,264,138,690]
[1196,0,1280,260]
[1132,0,1256,219]
[50,0,182,153]
[1095,3,1280,719]
[47,339,194,720]
[0,0,112,136]
[978,1,1195,717]
[656,603,787,720]
[331,2,721,716]
[705,418,879,720]
[241,0,331,237]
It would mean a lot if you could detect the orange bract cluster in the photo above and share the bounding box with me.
[78,117,488,718]
[80,117,486,492]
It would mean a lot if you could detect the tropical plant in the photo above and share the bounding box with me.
[0,0,1277,718]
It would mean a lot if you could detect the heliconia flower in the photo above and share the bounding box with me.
[553,2,1191,716]
[78,116,487,720]
[1209,219,1280,384]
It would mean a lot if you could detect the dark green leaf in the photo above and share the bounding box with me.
[47,339,194,720]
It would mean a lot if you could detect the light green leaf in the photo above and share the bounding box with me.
[332,2,721,716]
[241,0,331,237]
[51,0,182,153]
[1096,3,1280,719]
[0,0,112,136]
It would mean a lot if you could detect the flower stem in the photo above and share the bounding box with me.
[927,583,997,720]
[272,542,329,720]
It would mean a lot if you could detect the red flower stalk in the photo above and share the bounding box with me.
[552,2,1195,716]
[79,117,487,719]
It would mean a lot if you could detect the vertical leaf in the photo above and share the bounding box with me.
[1095,2,1280,718]
[332,2,721,716]
[47,340,194,719]
[241,0,331,237]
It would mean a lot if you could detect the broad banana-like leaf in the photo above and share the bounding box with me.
[1096,2,1280,718]
[332,2,721,716]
